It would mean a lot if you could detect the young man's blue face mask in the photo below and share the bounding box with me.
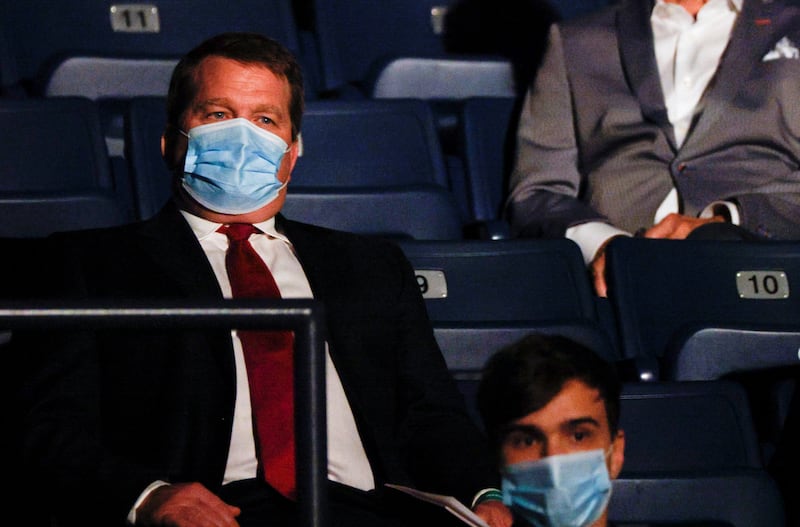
[501,448,612,527]
[181,118,291,214]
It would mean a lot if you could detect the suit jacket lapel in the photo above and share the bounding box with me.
[277,216,369,413]
[134,201,235,398]
[135,201,224,299]
[685,0,787,151]
[617,0,676,146]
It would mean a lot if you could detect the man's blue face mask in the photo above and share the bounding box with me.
[501,448,612,527]
[181,118,291,215]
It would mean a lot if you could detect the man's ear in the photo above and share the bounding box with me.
[609,430,625,479]
[286,137,301,172]
[161,127,187,173]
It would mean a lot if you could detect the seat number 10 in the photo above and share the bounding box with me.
[736,271,790,299]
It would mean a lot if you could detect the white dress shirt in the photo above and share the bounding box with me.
[183,211,375,490]
[566,0,742,264]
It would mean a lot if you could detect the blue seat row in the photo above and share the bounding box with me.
[2,0,552,228]
[0,0,302,98]
[2,96,799,382]
[0,0,612,99]
[0,95,516,238]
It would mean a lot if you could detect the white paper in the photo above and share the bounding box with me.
[384,484,491,527]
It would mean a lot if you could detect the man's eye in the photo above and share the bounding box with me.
[257,116,274,125]
[573,430,590,442]
[506,431,538,449]
[208,111,226,119]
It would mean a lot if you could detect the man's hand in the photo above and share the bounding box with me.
[589,214,726,297]
[589,236,621,298]
[473,500,514,527]
[137,482,241,527]
[644,213,724,239]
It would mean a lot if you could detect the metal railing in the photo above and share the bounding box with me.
[1,298,329,527]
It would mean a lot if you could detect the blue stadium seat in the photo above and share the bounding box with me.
[124,96,171,220]
[610,380,786,526]
[399,238,619,428]
[295,99,449,189]
[311,0,456,93]
[0,0,310,170]
[310,0,609,95]
[310,0,520,120]
[0,97,132,236]
[458,96,518,225]
[611,471,786,526]
[0,1,302,98]
[605,237,800,365]
[605,237,800,467]
[397,239,619,375]
[368,56,516,101]
[619,381,763,473]
[282,187,463,240]
[666,326,800,382]
[0,25,21,96]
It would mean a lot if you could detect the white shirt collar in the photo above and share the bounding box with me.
[179,210,293,246]
[652,0,743,18]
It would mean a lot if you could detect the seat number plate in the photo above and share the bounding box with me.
[736,271,790,299]
[415,270,447,299]
[110,4,160,33]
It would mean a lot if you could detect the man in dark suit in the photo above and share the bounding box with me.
[20,32,512,527]
[505,0,800,296]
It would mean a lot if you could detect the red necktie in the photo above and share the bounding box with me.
[218,223,296,499]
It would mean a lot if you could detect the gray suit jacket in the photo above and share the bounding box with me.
[506,0,800,239]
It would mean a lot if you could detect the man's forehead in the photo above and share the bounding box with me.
[515,380,608,428]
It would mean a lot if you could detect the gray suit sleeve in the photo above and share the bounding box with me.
[731,173,800,239]
[505,24,607,238]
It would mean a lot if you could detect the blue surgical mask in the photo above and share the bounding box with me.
[501,448,612,527]
[181,118,291,214]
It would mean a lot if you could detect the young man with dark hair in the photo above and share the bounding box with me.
[477,334,625,527]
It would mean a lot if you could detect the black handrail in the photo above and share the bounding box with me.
[0,298,329,527]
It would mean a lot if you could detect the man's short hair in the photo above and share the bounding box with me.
[477,333,621,448]
[166,32,305,140]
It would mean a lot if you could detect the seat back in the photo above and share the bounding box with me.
[0,97,132,236]
[295,99,449,188]
[610,380,785,527]
[400,239,598,322]
[619,381,762,473]
[605,237,800,469]
[610,471,786,527]
[282,187,463,240]
[458,96,518,223]
[311,0,455,91]
[125,96,171,220]
[398,239,618,374]
[368,56,516,100]
[0,0,301,97]
[605,237,800,362]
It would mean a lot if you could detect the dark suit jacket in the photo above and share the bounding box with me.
[20,202,495,524]
[506,0,800,239]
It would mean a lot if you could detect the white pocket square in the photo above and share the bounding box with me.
[763,36,800,61]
